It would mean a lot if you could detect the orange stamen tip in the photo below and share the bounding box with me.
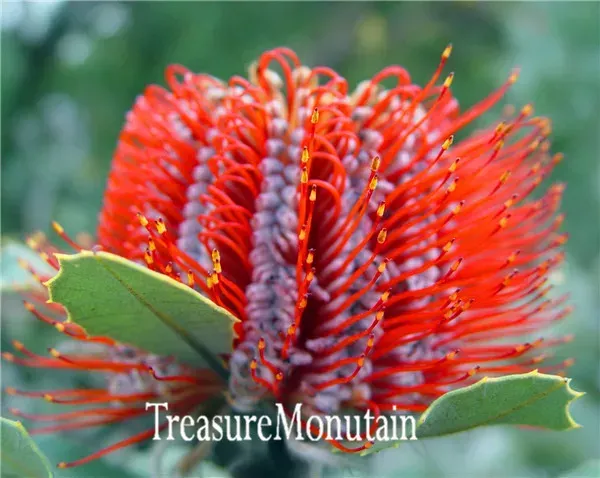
[499,216,509,228]
[371,156,381,172]
[25,237,38,249]
[250,360,258,370]
[448,158,459,173]
[43,394,54,402]
[377,261,387,274]
[375,310,384,321]
[443,72,454,89]
[442,44,453,59]
[377,228,387,244]
[5,387,16,395]
[148,237,156,251]
[311,108,319,124]
[206,276,213,289]
[301,147,310,164]
[357,357,365,367]
[23,301,34,311]
[376,201,386,217]
[258,338,266,350]
[299,296,308,309]
[365,441,374,449]
[51,221,64,235]
[306,250,315,265]
[12,340,24,350]
[381,289,391,302]
[137,212,149,227]
[2,353,15,362]
[58,463,68,469]
[211,271,219,285]
[508,69,520,84]
[276,372,284,381]
[564,358,575,367]
[446,350,459,360]
[309,184,317,201]
[187,271,195,287]
[49,348,61,358]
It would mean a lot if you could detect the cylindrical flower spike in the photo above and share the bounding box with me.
[6,47,571,467]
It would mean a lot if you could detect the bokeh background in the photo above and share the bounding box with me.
[1,2,599,477]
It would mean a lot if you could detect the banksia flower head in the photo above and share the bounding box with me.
[7,46,572,466]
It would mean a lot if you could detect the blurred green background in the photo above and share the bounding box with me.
[1,1,598,477]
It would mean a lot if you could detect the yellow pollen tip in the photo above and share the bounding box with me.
[442,240,454,253]
[499,216,509,228]
[448,159,459,173]
[137,213,149,227]
[211,272,219,285]
[371,156,381,172]
[250,360,257,370]
[55,323,65,333]
[187,271,195,287]
[381,290,391,302]
[446,351,459,360]
[452,203,462,214]
[299,297,308,309]
[51,221,64,235]
[214,260,222,274]
[500,170,511,184]
[298,227,306,241]
[301,147,310,164]
[39,252,49,262]
[43,394,53,402]
[306,251,314,264]
[367,337,375,347]
[376,310,384,321]
[495,122,506,135]
[206,276,213,289]
[258,338,266,350]
[309,185,317,201]
[25,238,38,249]
[357,357,365,367]
[276,372,284,381]
[49,349,61,358]
[144,250,153,265]
[148,238,156,252]
[23,301,34,312]
[443,72,454,88]
[508,69,520,84]
[306,270,314,282]
[377,261,387,273]
[156,219,166,235]
[447,180,457,193]
[442,44,453,59]
[301,168,308,184]
[311,108,319,124]
[377,228,387,244]
[369,175,378,191]
[58,463,67,469]
[442,136,454,150]
[376,202,386,217]
[211,249,220,262]
[522,104,533,116]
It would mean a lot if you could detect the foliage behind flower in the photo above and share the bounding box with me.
[5,46,572,469]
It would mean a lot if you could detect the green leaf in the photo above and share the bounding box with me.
[0,417,53,478]
[46,250,238,379]
[361,371,583,455]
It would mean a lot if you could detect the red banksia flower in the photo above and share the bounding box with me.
[6,46,572,467]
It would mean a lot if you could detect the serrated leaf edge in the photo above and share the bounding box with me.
[45,250,238,380]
